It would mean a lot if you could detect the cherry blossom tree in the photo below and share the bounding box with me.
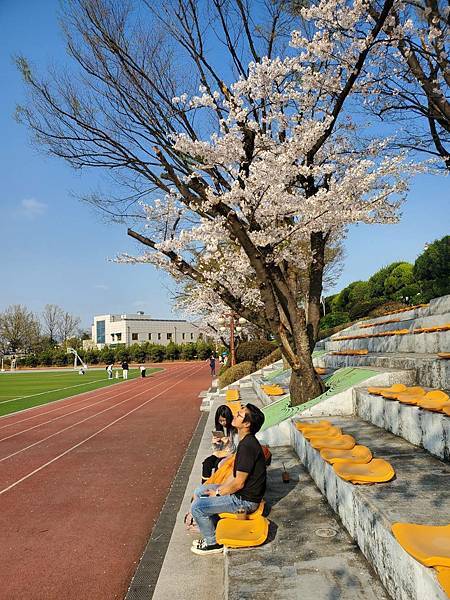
[17,0,427,404]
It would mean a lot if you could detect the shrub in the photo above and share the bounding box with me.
[319,311,350,330]
[218,361,254,388]
[256,347,282,369]
[165,342,181,361]
[235,340,276,365]
[147,344,166,362]
[218,364,229,377]
[180,343,197,360]
[22,354,38,368]
[348,298,384,320]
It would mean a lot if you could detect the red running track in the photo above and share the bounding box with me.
[0,362,212,600]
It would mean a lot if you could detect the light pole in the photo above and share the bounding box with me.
[218,314,247,367]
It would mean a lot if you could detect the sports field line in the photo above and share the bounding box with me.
[0,363,204,497]
[0,363,192,441]
[0,367,166,425]
[0,376,117,405]
[0,363,199,462]
[0,360,192,442]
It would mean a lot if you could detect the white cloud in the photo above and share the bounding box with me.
[94,284,109,290]
[19,198,48,219]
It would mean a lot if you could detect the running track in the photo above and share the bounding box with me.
[0,362,211,600]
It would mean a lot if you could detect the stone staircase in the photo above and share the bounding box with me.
[315,294,450,389]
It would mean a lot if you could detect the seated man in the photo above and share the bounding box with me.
[190,403,266,555]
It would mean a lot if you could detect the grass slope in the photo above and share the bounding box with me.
[0,368,161,417]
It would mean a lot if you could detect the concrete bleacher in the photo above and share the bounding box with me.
[148,295,449,600]
[315,294,450,390]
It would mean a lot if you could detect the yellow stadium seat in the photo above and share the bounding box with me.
[368,383,408,396]
[435,567,450,597]
[261,385,285,396]
[226,389,240,402]
[309,434,356,451]
[416,391,450,412]
[314,367,328,375]
[302,426,342,440]
[391,523,450,568]
[334,458,395,484]
[442,405,450,416]
[383,386,426,402]
[216,515,269,548]
[219,500,265,520]
[320,445,373,465]
[227,401,242,416]
[295,420,332,432]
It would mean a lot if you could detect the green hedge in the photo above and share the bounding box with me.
[15,340,216,368]
[218,361,254,388]
[256,348,282,369]
[235,340,276,364]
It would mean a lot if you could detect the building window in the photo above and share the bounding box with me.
[148,333,152,340]
[167,332,172,340]
[182,333,185,340]
[158,333,162,340]
[116,333,122,341]
[96,320,105,344]
[111,333,115,341]
[190,333,194,340]
[132,333,138,341]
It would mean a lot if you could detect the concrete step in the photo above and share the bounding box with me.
[226,446,390,600]
[291,416,450,600]
[324,330,449,353]
[355,389,450,460]
[316,352,450,390]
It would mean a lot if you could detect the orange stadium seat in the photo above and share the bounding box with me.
[334,458,395,484]
[392,523,450,568]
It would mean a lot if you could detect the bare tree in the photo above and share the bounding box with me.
[58,312,81,343]
[0,305,41,353]
[42,304,64,344]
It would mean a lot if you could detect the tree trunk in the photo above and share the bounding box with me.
[307,232,326,350]
[289,364,324,407]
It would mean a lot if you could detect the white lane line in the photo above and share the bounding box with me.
[0,364,199,462]
[0,364,194,442]
[0,377,115,404]
[0,367,167,427]
[0,364,204,496]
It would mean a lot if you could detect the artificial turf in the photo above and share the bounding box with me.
[0,368,161,417]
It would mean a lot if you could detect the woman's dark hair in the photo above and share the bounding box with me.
[243,403,265,435]
[215,405,234,435]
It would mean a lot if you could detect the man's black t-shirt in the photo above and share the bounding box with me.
[233,434,266,503]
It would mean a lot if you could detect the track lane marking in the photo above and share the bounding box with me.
[0,366,174,429]
[0,364,195,442]
[0,363,204,496]
[0,370,199,462]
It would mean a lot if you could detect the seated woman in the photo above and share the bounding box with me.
[202,405,237,482]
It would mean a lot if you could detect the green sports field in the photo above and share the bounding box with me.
[0,368,161,417]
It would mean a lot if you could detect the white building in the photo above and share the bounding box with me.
[91,312,200,348]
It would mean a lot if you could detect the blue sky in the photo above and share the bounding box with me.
[1,0,448,330]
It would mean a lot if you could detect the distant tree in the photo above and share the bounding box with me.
[58,312,81,343]
[384,262,414,298]
[367,262,404,299]
[0,304,41,353]
[42,304,64,344]
[414,236,450,301]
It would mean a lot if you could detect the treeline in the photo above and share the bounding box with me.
[11,340,216,368]
[0,304,82,355]
[322,235,449,330]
